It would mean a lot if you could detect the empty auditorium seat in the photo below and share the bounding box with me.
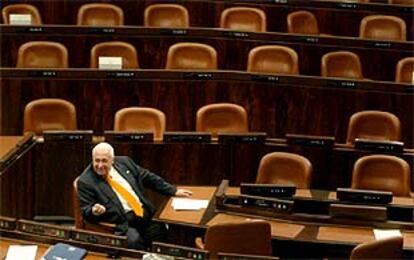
[17,41,68,68]
[114,107,166,141]
[321,51,363,79]
[196,103,248,138]
[144,4,189,28]
[165,42,217,70]
[256,152,312,189]
[220,7,266,32]
[351,154,411,197]
[346,110,401,144]
[359,15,406,41]
[287,11,319,35]
[247,45,299,75]
[350,236,403,260]
[2,4,42,25]
[77,3,124,26]
[90,41,139,69]
[395,57,414,83]
[23,98,77,135]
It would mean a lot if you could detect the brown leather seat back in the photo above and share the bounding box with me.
[90,41,139,69]
[23,98,77,135]
[351,155,411,197]
[346,110,401,143]
[321,51,363,79]
[389,0,414,4]
[287,11,319,35]
[144,4,189,28]
[395,57,414,83]
[114,107,166,140]
[165,42,217,70]
[220,7,266,32]
[196,103,248,137]
[247,45,299,74]
[204,221,272,259]
[359,15,406,41]
[17,41,68,68]
[350,236,403,260]
[256,152,312,189]
[2,4,42,25]
[77,3,124,26]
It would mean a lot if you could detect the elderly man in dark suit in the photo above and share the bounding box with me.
[77,142,192,250]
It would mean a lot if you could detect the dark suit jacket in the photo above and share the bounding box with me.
[77,156,176,234]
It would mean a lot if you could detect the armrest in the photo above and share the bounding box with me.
[195,237,205,249]
[84,220,116,234]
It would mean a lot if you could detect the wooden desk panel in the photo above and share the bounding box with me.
[0,136,23,158]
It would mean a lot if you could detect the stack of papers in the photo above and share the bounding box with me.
[373,229,402,240]
[6,245,38,260]
[171,198,209,210]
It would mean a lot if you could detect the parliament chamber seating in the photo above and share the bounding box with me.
[144,4,190,28]
[219,7,267,32]
[16,41,68,68]
[113,107,166,141]
[346,110,401,144]
[351,154,412,197]
[196,103,249,138]
[389,0,414,4]
[395,57,414,83]
[359,15,407,41]
[77,3,124,26]
[321,51,363,79]
[195,221,272,259]
[1,3,42,25]
[23,98,77,136]
[350,236,404,260]
[90,41,139,69]
[247,45,299,75]
[287,11,320,35]
[73,176,116,234]
[256,152,313,189]
[165,42,217,70]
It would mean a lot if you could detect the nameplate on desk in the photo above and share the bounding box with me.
[106,71,135,78]
[0,216,16,230]
[336,188,393,205]
[329,203,387,221]
[327,79,357,88]
[286,134,335,148]
[159,28,188,35]
[183,72,213,80]
[218,132,267,143]
[28,70,57,77]
[354,138,404,153]
[17,220,70,239]
[296,36,319,43]
[224,31,249,38]
[163,132,211,143]
[239,194,293,213]
[85,27,116,34]
[72,229,127,247]
[43,130,93,142]
[337,3,358,9]
[366,41,392,49]
[104,131,154,142]
[152,242,209,260]
[240,183,296,198]
[270,0,288,4]
[250,75,279,82]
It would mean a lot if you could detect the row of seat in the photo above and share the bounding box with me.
[24,98,402,145]
[14,40,414,83]
[2,3,410,41]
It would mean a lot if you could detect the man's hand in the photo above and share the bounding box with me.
[92,203,106,216]
[175,189,192,197]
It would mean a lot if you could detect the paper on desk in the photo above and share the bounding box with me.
[5,245,38,260]
[171,198,209,210]
[373,229,402,240]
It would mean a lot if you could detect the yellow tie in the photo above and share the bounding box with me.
[106,175,144,217]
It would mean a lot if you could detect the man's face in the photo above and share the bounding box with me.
[93,148,113,177]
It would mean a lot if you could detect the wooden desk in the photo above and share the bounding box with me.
[1,69,413,147]
[1,25,413,82]
[1,0,412,40]
[155,186,414,258]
